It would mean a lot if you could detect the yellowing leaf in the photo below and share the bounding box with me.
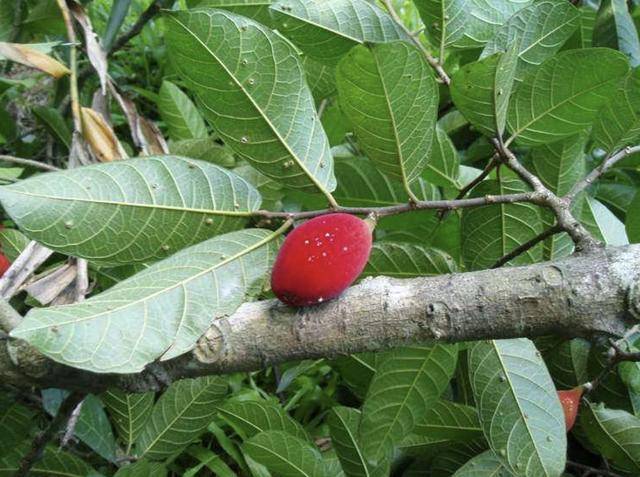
[0,42,70,78]
[80,107,128,162]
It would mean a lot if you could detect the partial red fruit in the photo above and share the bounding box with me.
[0,253,10,277]
[558,387,583,431]
[271,213,373,307]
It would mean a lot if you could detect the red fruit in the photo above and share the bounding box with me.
[0,253,10,277]
[271,213,373,306]
[558,387,583,431]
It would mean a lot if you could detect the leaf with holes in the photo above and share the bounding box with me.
[362,243,457,279]
[11,228,280,373]
[506,48,629,146]
[359,344,458,465]
[165,9,336,198]
[336,42,438,199]
[469,339,566,477]
[136,377,227,460]
[218,400,309,440]
[270,0,409,65]
[0,156,260,265]
[593,0,640,67]
[158,81,208,141]
[103,390,154,452]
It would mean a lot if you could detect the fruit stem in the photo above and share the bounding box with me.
[363,213,378,234]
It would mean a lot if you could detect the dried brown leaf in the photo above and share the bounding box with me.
[0,42,70,78]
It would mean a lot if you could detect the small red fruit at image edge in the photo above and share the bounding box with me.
[558,387,583,431]
[0,253,10,277]
[271,213,373,307]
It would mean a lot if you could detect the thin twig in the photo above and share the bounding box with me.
[0,155,60,172]
[14,392,85,477]
[109,0,166,54]
[566,460,624,477]
[567,145,640,201]
[586,337,640,394]
[381,0,451,85]
[491,226,562,269]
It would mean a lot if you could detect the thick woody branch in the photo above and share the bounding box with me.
[1,244,639,394]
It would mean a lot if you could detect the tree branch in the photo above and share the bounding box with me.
[108,0,168,55]
[0,155,60,172]
[490,225,562,269]
[1,244,638,393]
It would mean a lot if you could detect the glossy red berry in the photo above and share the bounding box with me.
[0,253,10,277]
[271,213,373,306]
[558,387,583,431]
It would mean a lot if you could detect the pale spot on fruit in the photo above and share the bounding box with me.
[317,297,324,303]
[304,240,309,245]
[343,246,348,252]
[322,252,327,257]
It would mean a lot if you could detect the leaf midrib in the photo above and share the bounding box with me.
[333,410,370,477]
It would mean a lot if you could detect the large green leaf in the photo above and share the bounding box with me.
[595,182,636,220]
[11,228,280,373]
[431,440,490,476]
[461,176,543,270]
[542,338,591,390]
[581,402,640,473]
[482,0,580,81]
[592,70,640,153]
[165,9,336,197]
[243,430,329,477]
[578,195,629,246]
[0,228,29,263]
[506,48,629,146]
[0,156,260,265]
[415,0,468,51]
[469,339,566,477]
[218,400,309,440]
[0,443,96,477]
[103,390,155,452]
[336,42,438,197]
[450,49,517,137]
[452,450,514,476]
[593,0,640,67]
[362,242,457,278]
[184,446,236,477]
[302,56,337,101]
[270,0,408,65]
[627,191,640,243]
[0,396,35,449]
[563,6,596,50]
[413,400,482,441]
[359,344,458,465]
[158,80,208,141]
[136,377,228,460]
[169,137,236,167]
[188,0,274,27]
[423,126,460,189]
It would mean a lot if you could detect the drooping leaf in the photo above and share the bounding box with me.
[0,443,96,477]
[482,0,580,81]
[11,228,280,373]
[270,0,409,65]
[452,450,514,477]
[506,48,629,146]
[165,9,336,197]
[218,400,309,440]
[359,344,458,465]
[0,42,69,78]
[102,390,155,452]
[593,0,640,67]
[578,195,629,246]
[580,402,640,474]
[592,69,640,153]
[413,400,482,441]
[627,191,640,243]
[423,126,460,189]
[158,80,208,141]
[0,156,261,265]
[468,339,567,477]
[243,430,329,477]
[461,176,543,270]
[136,377,228,460]
[415,0,469,51]
[362,242,457,278]
[188,0,275,27]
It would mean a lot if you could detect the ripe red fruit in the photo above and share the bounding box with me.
[271,213,373,306]
[558,387,583,431]
[0,253,10,277]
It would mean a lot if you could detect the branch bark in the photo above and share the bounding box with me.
[1,244,639,394]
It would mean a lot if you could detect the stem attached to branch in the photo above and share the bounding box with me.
[491,225,562,269]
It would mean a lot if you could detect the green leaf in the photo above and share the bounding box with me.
[578,195,629,246]
[413,400,482,441]
[337,42,438,198]
[243,430,329,477]
[169,137,236,167]
[185,446,236,477]
[158,81,208,141]
[506,48,629,146]
[530,134,586,196]
[468,339,566,477]
[115,460,168,477]
[0,228,29,263]
[103,0,132,50]
[0,443,96,477]
[580,402,640,473]
[594,0,640,67]
[461,176,543,270]
[234,164,284,211]
[595,182,636,220]
[328,407,387,477]
[482,0,580,82]
[0,156,261,265]
[563,7,596,50]
[450,49,517,137]
[136,376,228,460]
[330,353,377,400]
[11,228,280,373]
[415,0,468,50]
[218,400,309,440]
[0,397,35,449]
[431,440,489,476]
[362,242,457,278]
[32,105,71,148]
[627,191,640,243]
[359,344,458,465]
[542,338,591,390]
[102,390,154,452]
[452,450,514,477]
[592,70,640,153]
[188,0,275,27]
[165,9,336,197]
[270,0,409,65]
[423,126,460,189]
[302,56,336,101]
